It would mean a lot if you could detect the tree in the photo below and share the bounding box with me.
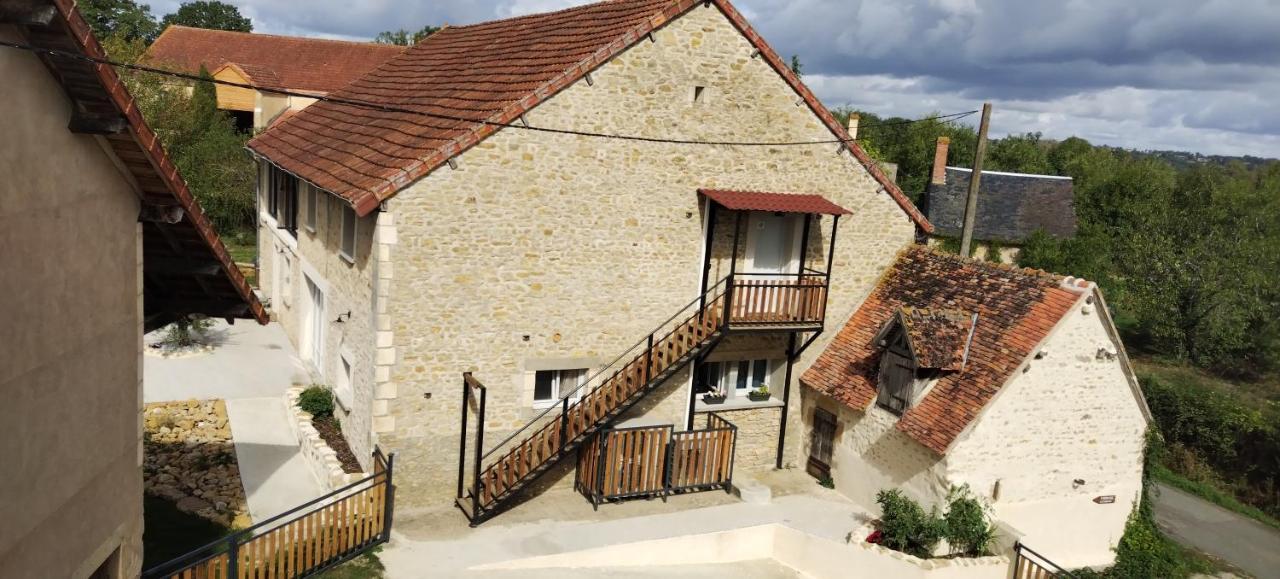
[374,25,440,46]
[161,1,252,32]
[80,0,159,42]
[834,108,977,198]
[107,43,256,235]
[985,132,1052,174]
[790,55,804,77]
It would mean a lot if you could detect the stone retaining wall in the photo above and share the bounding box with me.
[284,387,365,491]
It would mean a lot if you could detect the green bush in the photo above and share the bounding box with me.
[875,489,945,558]
[160,317,214,348]
[298,386,334,418]
[943,485,997,556]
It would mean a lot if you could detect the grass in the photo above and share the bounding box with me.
[142,495,233,570]
[222,231,257,265]
[1153,463,1280,531]
[314,547,385,579]
[1135,358,1280,420]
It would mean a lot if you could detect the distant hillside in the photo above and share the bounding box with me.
[1100,147,1276,171]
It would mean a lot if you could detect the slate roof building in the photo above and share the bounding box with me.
[144,26,403,131]
[801,245,1149,568]
[922,137,1077,260]
[1,1,264,576]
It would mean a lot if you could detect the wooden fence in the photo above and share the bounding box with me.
[143,449,394,579]
[575,414,736,507]
[1012,543,1075,579]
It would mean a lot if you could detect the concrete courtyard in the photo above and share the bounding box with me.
[144,320,324,522]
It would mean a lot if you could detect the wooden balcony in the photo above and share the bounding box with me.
[723,273,828,331]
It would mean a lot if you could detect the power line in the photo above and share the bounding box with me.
[1,39,978,147]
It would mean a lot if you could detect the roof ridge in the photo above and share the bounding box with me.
[158,24,404,49]
[908,244,1071,284]
[441,0,675,32]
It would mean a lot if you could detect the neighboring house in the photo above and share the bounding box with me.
[143,25,403,132]
[0,2,265,577]
[245,0,929,516]
[922,137,1076,262]
[801,245,1150,568]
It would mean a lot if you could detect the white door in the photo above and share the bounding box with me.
[746,212,800,275]
[305,277,325,376]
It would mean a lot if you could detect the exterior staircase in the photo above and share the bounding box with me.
[457,274,827,524]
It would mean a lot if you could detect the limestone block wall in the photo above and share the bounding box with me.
[945,295,1146,506]
[376,4,916,508]
[801,391,950,511]
[0,30,144,577]
[697,405,782,472]
[257,174,380,469]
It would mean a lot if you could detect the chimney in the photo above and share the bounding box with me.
[846,113,860,140]
[930,136,950,186]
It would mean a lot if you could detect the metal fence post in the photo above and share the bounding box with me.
[227,535,239,579]
[644,333,655,385]
[722,274,735,331]
[382,452,396,542]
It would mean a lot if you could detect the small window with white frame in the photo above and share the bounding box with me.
[340,204,357,263]
[533,368,588,408]
[696,358,772,401]
[335,350,354,409]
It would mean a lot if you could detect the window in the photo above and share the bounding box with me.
[340,204,357,262]
[876,327,920,415]
[305,183,318,232]
[335,351,354,409]
[533,368,587,407]
[269,165,298,237]
[696,359,771,400]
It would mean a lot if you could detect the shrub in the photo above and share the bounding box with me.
[159,317,214,348]
[943,485,997,556]
[875,489,944,558]
[298,386,334,418]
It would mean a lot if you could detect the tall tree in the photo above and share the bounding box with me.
[374,25,440,46]
[80,0,160,42]
[161,1,252,32]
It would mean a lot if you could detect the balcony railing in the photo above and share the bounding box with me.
[724,272,828,328]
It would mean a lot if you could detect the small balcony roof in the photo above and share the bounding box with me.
[699,189,851,215]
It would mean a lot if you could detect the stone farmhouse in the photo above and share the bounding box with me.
[0,1,265,577]
[144,26,403,132]
[802,246,1149,567]
[922,137,1077,262]
[244,0,1146,552]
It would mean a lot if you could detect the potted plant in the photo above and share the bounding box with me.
[749,385,771,402]
[701,385,726,404]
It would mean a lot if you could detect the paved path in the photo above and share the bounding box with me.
[224,398,324,523]
[145,320,324,523]
[144,320,309,403]
[1153,482,1280,579]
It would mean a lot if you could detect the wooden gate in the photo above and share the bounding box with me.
[575,414,736,507]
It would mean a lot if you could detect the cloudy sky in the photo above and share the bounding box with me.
[149,0,1280,158]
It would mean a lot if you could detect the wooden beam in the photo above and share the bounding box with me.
[147,257,223,277]
[69,110,128,135]
[0,0,56,26]
[147,299,252,318]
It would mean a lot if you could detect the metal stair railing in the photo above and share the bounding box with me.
[459,277,735,521]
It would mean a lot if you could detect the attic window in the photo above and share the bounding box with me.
[876,325,920,415]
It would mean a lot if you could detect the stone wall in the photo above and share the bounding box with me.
[696,404,782,472]
[0,27,144,578]
[377,4,916,508]
[257,176,381,470]
[946,294,1146,505]
[801,391,951,511]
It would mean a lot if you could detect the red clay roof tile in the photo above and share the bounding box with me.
[700,189,852,215]
[801,245,1083,454]
[145,25,403,93]
[245,0,932,231]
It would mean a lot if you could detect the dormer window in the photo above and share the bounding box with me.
[874,308,978,415]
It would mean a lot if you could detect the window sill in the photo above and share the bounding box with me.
[695,396,784,412]
[338,250,355,265]
[261,212,299,252]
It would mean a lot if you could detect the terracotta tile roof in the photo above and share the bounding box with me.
[896,307,976,371]
[22,0,267,329]
[246,0,933,231]
[801,245,1085,454]
[215,62,284,91]
[700,189,851,215]
[145,25,403,93]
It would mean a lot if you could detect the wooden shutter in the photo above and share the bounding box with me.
[877,330,918,415]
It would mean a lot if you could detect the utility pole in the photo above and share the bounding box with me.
[959,102,992,258]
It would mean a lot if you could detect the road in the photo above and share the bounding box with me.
[1153,482,1280,579]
